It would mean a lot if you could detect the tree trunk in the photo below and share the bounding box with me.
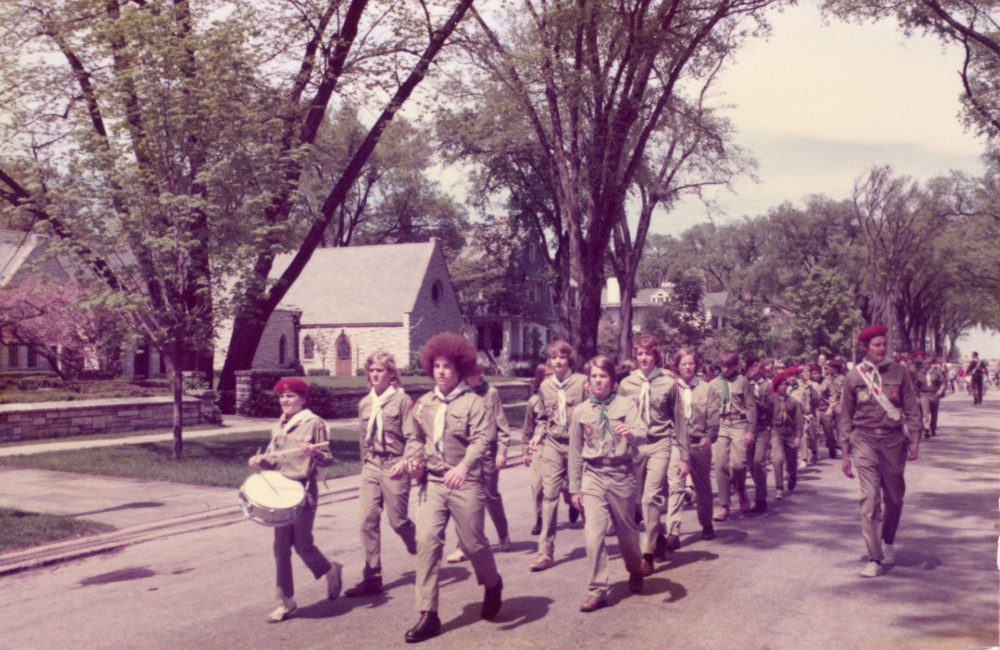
[616,275,635,363]
[167,352,184,460]
[576,253,605,360]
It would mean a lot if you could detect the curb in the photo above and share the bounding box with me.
[0,482,363,577]
[0,447,528,577]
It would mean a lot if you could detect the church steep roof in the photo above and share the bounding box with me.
[272,240,439,326]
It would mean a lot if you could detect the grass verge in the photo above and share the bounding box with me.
[0,428,362,489]
[0,508,116,553]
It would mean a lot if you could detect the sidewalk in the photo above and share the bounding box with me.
[0,413,526,576]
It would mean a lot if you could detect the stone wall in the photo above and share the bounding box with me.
[0,395,214,443]
[235,370,531,419]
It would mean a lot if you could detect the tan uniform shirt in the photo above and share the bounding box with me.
[709,372,757,434]
[261,408,333,480]
[404,389,493,476]
[476,382,510,458]
[618,368,677,441]
[770,394,804,440]
[537,372,588,441]
[915,366,947,397]
[839,361,921,451]
[521,393,544,446]
[358,388,412,458]
[672,377,720,453]
[567,394,647,494]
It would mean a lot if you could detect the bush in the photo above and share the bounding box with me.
[307,368,331,376]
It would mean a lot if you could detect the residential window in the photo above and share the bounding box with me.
[279,335,287,366]
[26,346,37,368]
[7,344,18,368]
[303,335,314,360]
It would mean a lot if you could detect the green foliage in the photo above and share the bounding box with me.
[783,267,864,359]
[724,297,776,359]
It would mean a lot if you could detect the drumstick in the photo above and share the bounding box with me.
[267,442,326,458]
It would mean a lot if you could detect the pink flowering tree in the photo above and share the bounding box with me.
[0,278,124,379]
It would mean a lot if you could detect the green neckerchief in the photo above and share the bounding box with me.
[720,373,731,409]
[589,392,616,441]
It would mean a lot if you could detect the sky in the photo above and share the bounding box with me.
[652,4,996,359]
[428,3,996,358]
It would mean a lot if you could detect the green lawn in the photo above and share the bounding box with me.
[0,508,116,553]
[0,428,362,489]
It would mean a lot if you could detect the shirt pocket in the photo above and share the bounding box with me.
[883,378,904,406]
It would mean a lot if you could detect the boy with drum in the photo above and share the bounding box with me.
[248,377,341,623]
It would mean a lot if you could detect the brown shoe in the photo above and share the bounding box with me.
[640,555,654,576]
[628,571,643,594]
[579,593,608,612]
[529,553,554,572]
[713,506,730,521]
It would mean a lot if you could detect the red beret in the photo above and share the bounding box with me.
[912,351,924,360]
[772,369,790,391]
[273,377,310,394]
[858,325,888,343]
[785,365,801,376]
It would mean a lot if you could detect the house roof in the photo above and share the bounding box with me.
[272,240,440,326]
[0,229,45,287]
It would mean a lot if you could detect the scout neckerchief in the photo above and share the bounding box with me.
[719,372,734,415]
[677,376,699,425]
[777,395,789,426]
[271,408,329,483]
[638,367,663,426]
[553,372,573,427]
[271,407,314,450]
[365,385,397,448]
[589,392,616,442]
[857,360,901,421]
[432,382,469,452]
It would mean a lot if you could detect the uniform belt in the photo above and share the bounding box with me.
[855,426,903,436]
[549,436,570,443]
[367,451,402,459]
[721,415,747,423]
[585,456,631,467]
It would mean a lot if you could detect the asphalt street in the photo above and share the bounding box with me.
[0,393,997,649]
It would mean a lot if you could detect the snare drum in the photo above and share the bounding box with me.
[238,470,306,527]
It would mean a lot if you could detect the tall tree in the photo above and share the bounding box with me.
[446,0,786,358]
[0,0,477,455]
[609,87,757,360]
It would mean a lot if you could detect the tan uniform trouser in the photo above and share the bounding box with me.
[819,412,838,455]
[771,433,798,491]
[481,456,509,540]
[274,479,331,599]
[920,394,940,434]
[581,465,642,598]
[750,429,771,505]
[713,421,749,508]
[635,436,685,553]
[539,437,570,556]
[803,414,819,463]
[414,477,499,612]
[850,432,908,562]
[359,457,415,577]
[687,441,714,529]
[529,446,544,522]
